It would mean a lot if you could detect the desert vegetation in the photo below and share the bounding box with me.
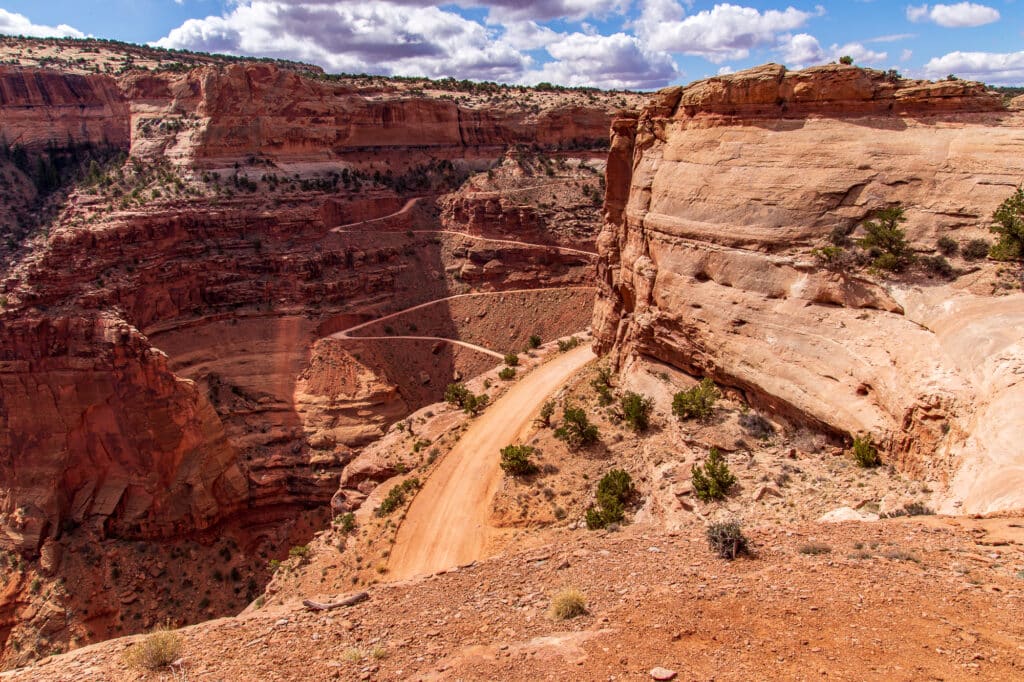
[554,404,600,448]
[691,448,736,501]
[500,444,539,477]
[672,378,720,421]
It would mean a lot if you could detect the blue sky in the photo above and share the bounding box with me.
[1,1,1022,88]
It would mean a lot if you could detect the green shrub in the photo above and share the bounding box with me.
[858,206,913,272]
[811,245,853,270]
[990,187,1024,261]
[937,236,958,256]
[691,447,736,501]
[498,367,516,381]
[504,352,519,367]
[619,391,653,432]
[444,382,470,407]
[288,545,310,561]
[528,334,542,349]
[962,238,991,260]
[591,364,615,405]
[548,589,587,619]
[672,378,720,421]
[557,336,580,352]
[377,478,421,516]
[534,400,555,428]
[444,383,489,414]
[852,434,881,468]
[554,405,599,448]
[839,55,853,65]
[706,521,749,560]
[335,512,356,533]
[586,469,634,529]
[500,444,538,476]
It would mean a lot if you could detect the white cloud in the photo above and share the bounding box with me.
[778,33,825,67]
[776,34,887,69]
[832,42,887,66]
[501,21,563,50]
[155,1,680,89]
[155,1,528,82]
[635,1,819,63]
[522,31,679,89]
[906,3,1000,28]
[0,8,84,38]
[924,50,1024,84]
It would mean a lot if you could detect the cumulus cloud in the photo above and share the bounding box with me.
[906,3,1000,28]
[635,1,820,63]
[0,8,84,38]
[522,32,679,89]
[924,50,1024,84]
[155,1,528,82]
[776,34,887,69]
[154,0,683,89]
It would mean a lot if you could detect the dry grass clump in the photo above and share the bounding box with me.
[549,588,587,620]
[123,625,182,671]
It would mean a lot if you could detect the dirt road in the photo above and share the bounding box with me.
[387,344,595,580]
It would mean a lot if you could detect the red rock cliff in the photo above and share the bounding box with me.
[594,63,1024,514]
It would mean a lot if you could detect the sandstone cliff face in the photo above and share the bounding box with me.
[0,67,130,151]
[118,65,612,165]
[594,64,1024,514]
[0,313,247,554]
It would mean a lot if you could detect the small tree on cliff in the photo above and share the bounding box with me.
[990,187,1024,261]
[858,206,913,272]
[839,55,854,65]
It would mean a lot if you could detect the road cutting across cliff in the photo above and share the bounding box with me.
[387,343,595,580]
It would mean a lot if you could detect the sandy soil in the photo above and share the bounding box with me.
[388,345,596,580]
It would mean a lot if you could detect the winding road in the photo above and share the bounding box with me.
[329,196,598,258]
[387,343,595,580]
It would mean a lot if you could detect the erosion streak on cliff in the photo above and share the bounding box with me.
[387,344,595,580]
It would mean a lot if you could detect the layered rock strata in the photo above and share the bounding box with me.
[594,64,1024,513]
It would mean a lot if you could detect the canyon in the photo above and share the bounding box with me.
[0,39,1021,681]
[0,38,632,667]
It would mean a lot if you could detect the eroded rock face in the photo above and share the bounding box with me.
[0,67,130,150]
[0,313,246,554]
[594,64,1024,514]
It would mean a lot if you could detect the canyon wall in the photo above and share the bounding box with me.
[594,63,1024,514]
[0,67,130,150]
[0,61,614,557]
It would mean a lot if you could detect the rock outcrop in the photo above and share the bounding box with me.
[594,64,1024,514]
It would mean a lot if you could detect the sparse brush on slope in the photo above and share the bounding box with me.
[706,521,749,560]
[123,625,182,671]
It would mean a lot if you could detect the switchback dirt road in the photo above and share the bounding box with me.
[387,344,595,580]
